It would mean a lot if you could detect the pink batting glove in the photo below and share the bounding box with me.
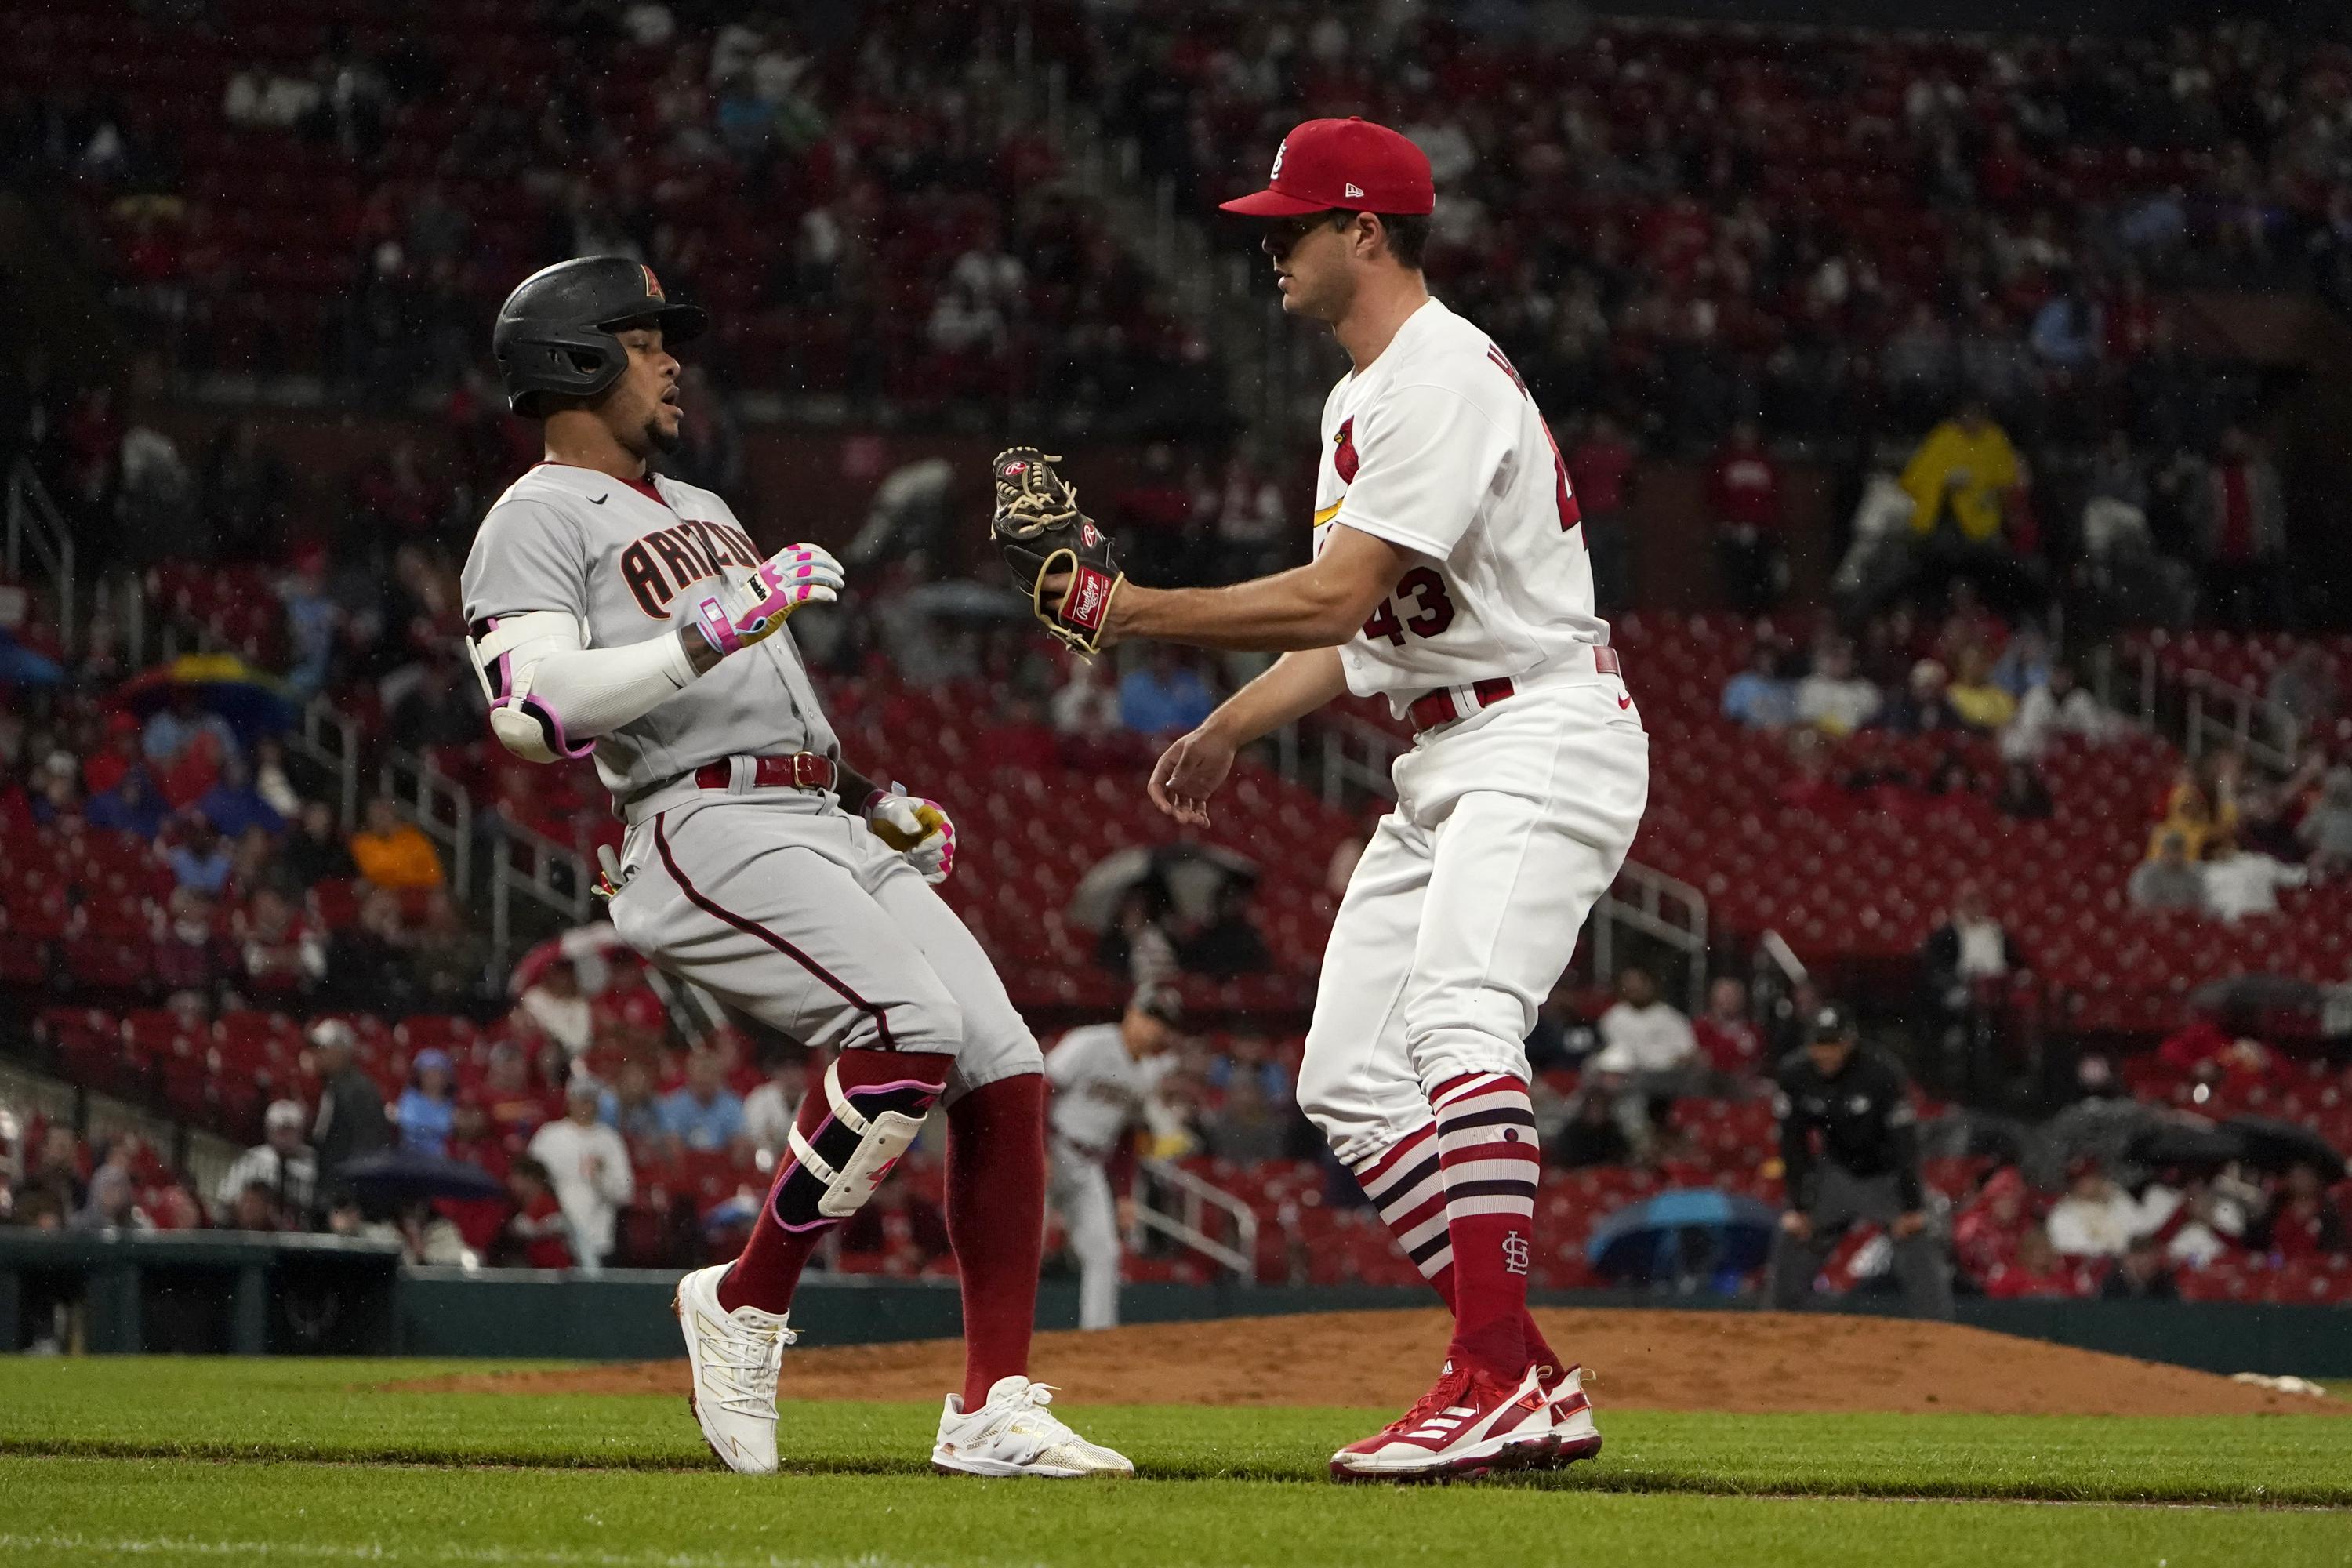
[693,543,844,656]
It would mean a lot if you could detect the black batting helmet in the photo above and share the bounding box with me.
[491,256,710,417]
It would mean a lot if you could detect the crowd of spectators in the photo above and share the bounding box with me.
[2132,742,2352,920]
[2,2,1224,434]
[1091,10,2350,454]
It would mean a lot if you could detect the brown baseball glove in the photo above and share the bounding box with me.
[989,446,1125,656]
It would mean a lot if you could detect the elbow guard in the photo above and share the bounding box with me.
[470,612,597,764]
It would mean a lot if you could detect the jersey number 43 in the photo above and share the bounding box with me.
[1360,566,1456,645]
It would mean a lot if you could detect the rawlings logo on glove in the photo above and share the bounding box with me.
[694,543,844,657]
[989,447,1125,656]
[864,791,956,884]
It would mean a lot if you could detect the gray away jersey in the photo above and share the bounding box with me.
[459,463,837,804]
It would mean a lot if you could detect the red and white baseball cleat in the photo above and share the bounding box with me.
[1535,1363,1603,1468]
[1329,1359,1559,1482]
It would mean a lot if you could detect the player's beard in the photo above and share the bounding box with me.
[643,412,683,455]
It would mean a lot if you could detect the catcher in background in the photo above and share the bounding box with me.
[989,117,1646,1483]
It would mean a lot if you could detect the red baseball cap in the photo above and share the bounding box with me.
[1219,118,1436,218]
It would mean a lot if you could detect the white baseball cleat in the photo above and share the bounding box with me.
[1329,1359,1557,1482]
[931,1376,1135,1478]
[673,1263,795,1475]
[1538,1363,1603,1468]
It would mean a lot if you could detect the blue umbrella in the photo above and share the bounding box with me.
[0,630,64,686]
[1586,1188,1781,1284]
[339,1149,507,1206]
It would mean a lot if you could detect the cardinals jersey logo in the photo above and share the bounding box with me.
[641,264,666,300]
[1333,419,1359,485]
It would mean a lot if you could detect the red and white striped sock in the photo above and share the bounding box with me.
[1431,1071,1541,1380]
[1347,1120,1454,1292]
[1345,1111,1567,1381]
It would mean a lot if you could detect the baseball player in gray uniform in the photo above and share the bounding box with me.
[460,256,1129,1479]
[1044,983,1182,1330]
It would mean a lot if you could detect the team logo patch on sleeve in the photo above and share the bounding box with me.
[1333,419,1359,485]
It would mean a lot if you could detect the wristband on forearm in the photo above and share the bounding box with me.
[833,761,883,815]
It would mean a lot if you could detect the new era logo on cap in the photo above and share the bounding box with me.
[1345,182,1364,198]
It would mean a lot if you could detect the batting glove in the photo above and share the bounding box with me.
[863,791,956,884]
[693,543,844,657]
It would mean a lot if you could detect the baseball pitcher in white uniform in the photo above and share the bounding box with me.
[461,256,1130,1479]
[1044,983,1182,1330]
[1055,118,1642,1480]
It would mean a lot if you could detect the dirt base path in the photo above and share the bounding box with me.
[393,1308,2338,1418]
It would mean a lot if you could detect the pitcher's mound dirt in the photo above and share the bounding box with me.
[395,1308,2339,1417]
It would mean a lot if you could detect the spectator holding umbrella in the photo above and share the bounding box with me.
[308,1020,390,1197]
[85,765,168,840]
[395,1048,459,1158]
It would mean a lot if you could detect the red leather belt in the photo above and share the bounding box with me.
[1409,677,1515,731]
[692,753,837,793]
[1407,649,1622,732]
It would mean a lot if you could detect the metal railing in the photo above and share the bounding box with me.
[2179,669,2300,772]
[1131,1156,1259,1279]
[377,745,474,899]
[1283,706,1713,1008]
[2109,642,2304,773]
[488,815,596,971]
[286,695,361,831]
[1592,862,1713,1015]
[5,459,76,653]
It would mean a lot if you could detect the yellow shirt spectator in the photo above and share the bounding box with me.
[1900,410,2022,543]
[350,799,445,890]
[1947,644,2016,730]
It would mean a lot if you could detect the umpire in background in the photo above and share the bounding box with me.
[1768,1004,1953,1319]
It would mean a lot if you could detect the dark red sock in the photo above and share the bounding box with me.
[718,1048,946,1315]
[944,1073,1045,1409]
[1431,1072,1541,1381]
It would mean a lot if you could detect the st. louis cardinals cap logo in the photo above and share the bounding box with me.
[1268,138,1287,180]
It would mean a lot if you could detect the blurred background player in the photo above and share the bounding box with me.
[1769,1004,1954,1320]
[1044,982,1183,1330]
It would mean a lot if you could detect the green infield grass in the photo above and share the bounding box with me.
[0,1358,2345,1567]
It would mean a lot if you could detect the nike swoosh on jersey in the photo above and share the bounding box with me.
[589,493,609,504]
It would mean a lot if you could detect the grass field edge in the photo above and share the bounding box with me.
[6,1438,2347,1508]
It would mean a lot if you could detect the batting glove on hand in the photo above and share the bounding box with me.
[863,791,956,884]
[693,543,844,657]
